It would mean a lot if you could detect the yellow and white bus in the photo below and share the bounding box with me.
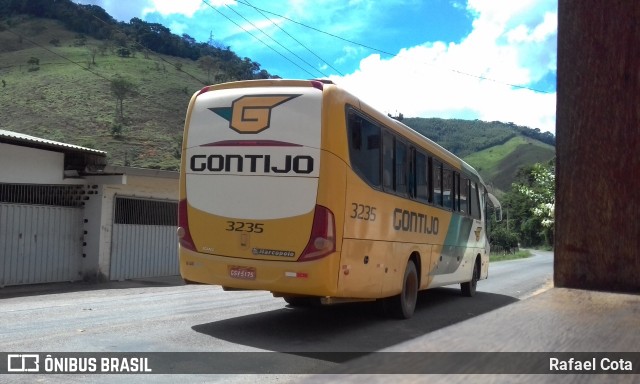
[178,79,500,318]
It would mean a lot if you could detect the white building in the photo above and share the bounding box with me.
[0,130,179,287]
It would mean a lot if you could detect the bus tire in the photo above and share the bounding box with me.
[385,260,418,319]
[283,296,319,307]
[461,258,480,297]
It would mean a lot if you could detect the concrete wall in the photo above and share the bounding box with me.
[0,143,72,184]
[84,174,178,280]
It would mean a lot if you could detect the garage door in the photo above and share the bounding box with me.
[0,184,84,287]
[110,196,178,281]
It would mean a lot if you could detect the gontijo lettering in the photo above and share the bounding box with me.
[190,154,314,174]
[393,208,439,235]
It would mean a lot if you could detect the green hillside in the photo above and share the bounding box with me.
[403,117,555,158]
[463,136,555,194]
[0,18,218,169]
[402,117,555,193]
[0,7,556,188]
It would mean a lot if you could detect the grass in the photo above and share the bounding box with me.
[0,17,211,170]
[464,136,555,193]
[490,249,532,262]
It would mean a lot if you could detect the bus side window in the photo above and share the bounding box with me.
[347,111,381,187]
[454,172,460,211]
[460,177,469,214]
[443,167,453,210]
[470,182,481,220]
[408,148,416,198]
[432,160,443,207]
[415,151,429,202]
[395,140,408,196]
[382,131,394,192]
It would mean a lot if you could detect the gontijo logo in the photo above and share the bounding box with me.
[210,94,301,134]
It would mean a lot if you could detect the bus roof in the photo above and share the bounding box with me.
[194,79,485,186]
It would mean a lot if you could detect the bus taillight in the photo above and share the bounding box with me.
[299,205,336,262]
[177,199,196,251]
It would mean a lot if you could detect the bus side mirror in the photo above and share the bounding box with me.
[487,193,502,222]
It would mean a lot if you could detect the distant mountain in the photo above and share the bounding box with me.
[402,117,556,194]
[463,136,555,194]
[403,117,555,158]
[0,4,555,186]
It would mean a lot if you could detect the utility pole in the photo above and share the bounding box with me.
[505,207,509,233]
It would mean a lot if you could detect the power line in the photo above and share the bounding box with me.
[201,0,318,79]
[232,0,552,94]
[242,0,344,76]
[223,2,327,78]
[234,0,397,57]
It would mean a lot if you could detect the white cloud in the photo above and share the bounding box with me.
[332,0,557,133]
[168,21,188,35]
[142,0,203,18]
[73,0,146,22]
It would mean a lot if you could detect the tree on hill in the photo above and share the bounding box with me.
[88,46,98,65]
[197,55,218,84]
[110,75,138,122]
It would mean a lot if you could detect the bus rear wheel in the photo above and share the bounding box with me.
[283,296,319,307]
[461,259,480,297]
[385,260,418,319]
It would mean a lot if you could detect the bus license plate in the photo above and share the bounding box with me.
[229,266,256,280]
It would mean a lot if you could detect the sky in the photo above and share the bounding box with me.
[73,0,558,134]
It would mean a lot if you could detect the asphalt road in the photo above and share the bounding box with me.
[0,250,553,383]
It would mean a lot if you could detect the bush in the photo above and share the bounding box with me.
[111,123,123,138]
[490,226,519,251]
[116,47,131,58]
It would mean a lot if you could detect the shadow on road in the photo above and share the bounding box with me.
[192,287,518,356]
[0,275,185,299]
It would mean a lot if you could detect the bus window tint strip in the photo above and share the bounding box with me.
[346,107,479,218]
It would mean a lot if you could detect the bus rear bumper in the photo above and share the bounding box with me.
[179,247,339,297]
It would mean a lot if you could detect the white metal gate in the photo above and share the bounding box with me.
[110,196,178,281]
[0,184,84,287]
